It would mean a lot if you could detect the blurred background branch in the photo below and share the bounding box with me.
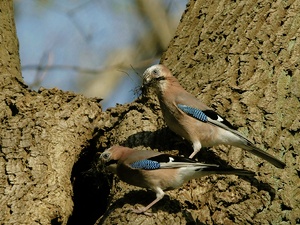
[15,0,187,109]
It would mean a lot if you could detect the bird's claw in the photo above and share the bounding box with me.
[131,206,153,216]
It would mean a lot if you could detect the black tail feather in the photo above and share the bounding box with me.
[245,143,286,169]
[199,167,255,177]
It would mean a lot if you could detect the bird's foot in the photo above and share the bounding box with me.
[131,206,153,216]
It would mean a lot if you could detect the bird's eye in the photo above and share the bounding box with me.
[101,152,110,160]
[152,69,158,75]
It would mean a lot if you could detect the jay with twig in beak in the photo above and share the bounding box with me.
[142,64,285,169]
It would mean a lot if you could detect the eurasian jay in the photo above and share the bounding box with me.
[142,64,286,169]
[100,146,255,214]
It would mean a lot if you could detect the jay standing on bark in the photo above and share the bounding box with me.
[100,146,254,214]
[142,64,285,169]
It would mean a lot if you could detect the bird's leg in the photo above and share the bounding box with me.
[189,141,202,158]
[131,188,165,215]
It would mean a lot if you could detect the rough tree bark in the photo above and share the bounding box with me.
[0,1,106,224]
[1,0,299,225]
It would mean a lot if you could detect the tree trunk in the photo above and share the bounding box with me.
[1,0,299,225]
[0,1,106,224]
[98,0,299,224]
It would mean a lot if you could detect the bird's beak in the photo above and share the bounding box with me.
[142,72,152,86]
[141,72,152,97]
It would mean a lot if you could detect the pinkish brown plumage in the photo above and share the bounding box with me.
[142,64,285,169]
[100,146,254,214]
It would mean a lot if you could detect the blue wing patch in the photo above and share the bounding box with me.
[130,159,160,170]
[177,104,208,122]
[178,104,237,130]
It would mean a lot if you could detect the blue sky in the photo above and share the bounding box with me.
[15,0,187,109]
